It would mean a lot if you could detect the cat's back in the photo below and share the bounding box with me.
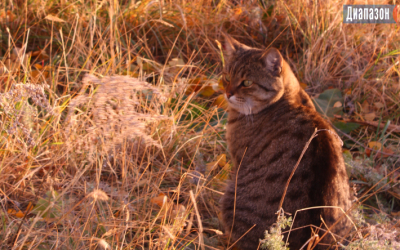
[223,99,352,249]
[226,97,340,171]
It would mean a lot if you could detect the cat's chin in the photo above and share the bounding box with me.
[225,91,284,115]
[226,95,254,115]
[228,100,276,115]
[230,106,253,115]
[227,99,265,115]
[230,106,265,115]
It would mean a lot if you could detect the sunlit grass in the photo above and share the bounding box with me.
[0,0,399,249]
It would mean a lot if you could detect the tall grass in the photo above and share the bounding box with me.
[0,0,399,249]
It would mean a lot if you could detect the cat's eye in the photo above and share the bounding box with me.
[242,80,253,87]
[224,74,231,82]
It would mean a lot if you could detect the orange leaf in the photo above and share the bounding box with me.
[300,82,307,89]
[0,10,16,22]
[365,141,393,158]
[33,63,43,70]
[361,100,370,113]
[212,94,228,110]
[382,147,394,157]
[200,86,215,97]
[31,70,41,78]
[216,163,231,181]
[206,154,227,172]
[32,50,49,60]
[45,14,65,23]
[151,193,168,207]
[7,208,16,214]
[31,70,50,82]
[31,64,51,81]
[14,210,25,218]
[8,202,34,218]
[218,77,225,91]
[364,112,376,122]
[374,102,384,109]
[185,77,208,95]
[366,141,381,157]
[25,202,34,213]
[234,7,243,16]
[368,141,382,149]
[206,161,219,172]
[8,209,25,218]
[217,154,226,167]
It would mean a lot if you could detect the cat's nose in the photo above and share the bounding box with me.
[226,91,233,99]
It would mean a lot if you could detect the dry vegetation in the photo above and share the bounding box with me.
[0,0,400,249]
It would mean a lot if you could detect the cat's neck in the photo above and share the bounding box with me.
[281,60,315,109]
[228,96,292,121]
[281,60,301,98]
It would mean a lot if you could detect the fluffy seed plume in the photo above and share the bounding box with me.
[87,189,109,202]
[65,74,170,156]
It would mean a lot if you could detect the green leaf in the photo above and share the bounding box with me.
[312,88,343,118]
[333,121,360,133]
[317,88,342,102]
[33,190,62,219]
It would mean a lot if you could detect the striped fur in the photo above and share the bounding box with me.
[221,37,352,250]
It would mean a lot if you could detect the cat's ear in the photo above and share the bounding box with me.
[264,48,283,76]
[223,34,248,59]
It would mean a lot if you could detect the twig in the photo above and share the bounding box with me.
[281,128,359,247]
[228,147,248,247]
[279,128,319,210]
[286,205,357,247]
[189,190,204,250]
[299,234,319,250]
[320,215,336,242]
[227,224,257,250]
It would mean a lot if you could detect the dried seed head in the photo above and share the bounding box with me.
[87,189,109,201]
[65,74,171,158]
[96,238,111,250]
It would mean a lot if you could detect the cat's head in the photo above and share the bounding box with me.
[222,36,285,115]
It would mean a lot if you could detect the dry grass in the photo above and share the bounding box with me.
[0,0,400,249]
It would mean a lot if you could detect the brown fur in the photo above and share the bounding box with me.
[221,36,352,250]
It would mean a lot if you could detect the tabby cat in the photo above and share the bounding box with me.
[220,36,352,250]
